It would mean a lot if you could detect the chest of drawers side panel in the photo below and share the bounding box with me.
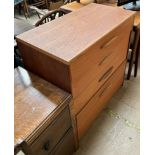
[17,41,72,93]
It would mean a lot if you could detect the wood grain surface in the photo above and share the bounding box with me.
[60,1,84,12]
[70,16,133,98]
[50,128,75,155]
[14,67,71,148]
[16,3,135,63]
[77,61,126,139]
[28,107,72,155]
[102,2,140,27]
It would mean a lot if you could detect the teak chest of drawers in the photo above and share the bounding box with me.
[17,3,135,141]
[14,67,75,155]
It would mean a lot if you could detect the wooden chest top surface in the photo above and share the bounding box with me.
[14,67,71,147]
[16,3,135,64]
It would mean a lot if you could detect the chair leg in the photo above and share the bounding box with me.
[45,0,49,9]
[127,27,140,80]
[134,38,140,77]
[23,0,29,18]
[127,50,134,80]
[18,3,22,15]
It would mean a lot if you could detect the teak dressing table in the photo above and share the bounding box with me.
[16,3,135,148]
[14,67,75,155]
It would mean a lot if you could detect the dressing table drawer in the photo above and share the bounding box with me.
[29,107,72,155]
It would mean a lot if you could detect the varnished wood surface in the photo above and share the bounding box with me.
[102,2,140,27]
[72,21,131,115]
[60,1,84,12]
[16,3,135,64]
[50,128,75,155]
[14,67,71,148]
[77,61,126,139]
[70,16,133,98]
[16,42,72,93]
[28,107,72,155]
[61,2,139,28]
[133,11,140,28]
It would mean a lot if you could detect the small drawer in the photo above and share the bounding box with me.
[49,128,75,155]
[76,61,126,139]
[29,107,71,155]
[70,17,133,98]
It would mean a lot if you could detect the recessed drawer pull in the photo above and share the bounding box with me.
[100,36,118,49]
[98,66,113,82]
[98,52,113,66]
[99,84,112,98]
[42,140,50,151]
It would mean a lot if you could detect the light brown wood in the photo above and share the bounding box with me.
[16,3,135,95]
[70,16,133,97]
[71,18,133,115]
[14,67,71,149]
[69,100,79,149]
[72,37,128,115]
[60,2,139,28]
[60,1,84,12]
[16,42,72,92]
[77,61,126,139]
[102,2,140,27]
[16,3,135,63]
[16,4,135,142]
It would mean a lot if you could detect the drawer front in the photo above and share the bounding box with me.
[72,49,127,116]
[76,61,126,139]
[29,107,71,155]
[50,128,75,155]
[70,17,133,97]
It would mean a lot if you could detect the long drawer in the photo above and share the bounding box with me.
[28,107,72,155]
[72,47,128,116]
[76,61,126,139]
[70,17,133,97]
